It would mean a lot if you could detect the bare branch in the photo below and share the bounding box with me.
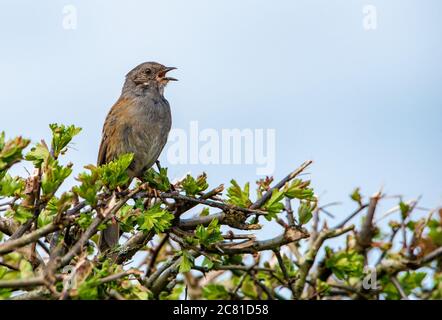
[0,276,45,289]
[293,225,355,299]
[250,160,313,210]
[390,276,409,300]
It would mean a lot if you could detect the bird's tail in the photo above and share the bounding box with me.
[99,221,120,253]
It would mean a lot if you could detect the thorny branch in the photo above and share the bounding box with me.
[1,126,442,300]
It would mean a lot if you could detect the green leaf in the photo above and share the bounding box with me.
[76,281,99,300]
[6,206,33,224]
[178,251,194,273]
[98,153,134,190]
[25,142,50,168]
[0,174,25,197]
[38,210,55,228]
[195,218,223,246]
[428,219,442,246]
[19,260,34,278]
[350,188,362,205]
[0,288,12,299]
[284,179,315,200]
[159,284,184,300]
[137,204,174,234]
[181,173,209,196]
[202,257,214,270]
[72,165,101,206]
[298,201,315,225]
[73,260,119,300]
[49,123,82,158]
[38,194,73,227]
[117,205,138,233]
[240,276,257,299]
[263,189,285,221]
[77,212,94,230]
[202,284,230,300]
[399,201,411,219]
[41,158,73,198]
[400,271,426,290]
[144,167,170,191]
[221,254,243,266]
[274,254,297,279]
[325,248,364,281]
[200,207,210,217]
[227,180,252,208]
[430,273,442,299]
[382,271,427,300]
[0,134,30,172]
[316,279,331,295]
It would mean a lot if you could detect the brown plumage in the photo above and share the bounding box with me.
[98,62,177,252]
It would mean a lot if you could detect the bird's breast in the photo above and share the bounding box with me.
[122,98,171,177]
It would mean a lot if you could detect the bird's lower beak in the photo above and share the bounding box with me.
[162,67,178,81]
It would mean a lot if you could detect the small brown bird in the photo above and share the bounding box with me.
[98,62,177,251]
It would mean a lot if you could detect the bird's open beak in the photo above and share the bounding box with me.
[161,67,178,81]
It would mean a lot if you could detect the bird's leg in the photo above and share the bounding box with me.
[155,160,162,172]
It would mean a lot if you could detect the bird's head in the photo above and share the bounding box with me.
[123,62,177,96]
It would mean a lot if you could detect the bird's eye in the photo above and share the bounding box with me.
[145,69,152,75]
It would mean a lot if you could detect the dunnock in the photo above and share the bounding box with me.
[98,62,177,251]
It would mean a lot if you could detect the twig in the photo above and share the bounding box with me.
[60,186,143,267]
[251,274,275,300]
[114,230,155,264]
[421,246,442,264]
[150,253,198,296]
[107,289,126,300]
[0,260,19,271]
[390,276,409,300]
[186,227,309,255]
[274,249,296,297]
[145,234,169,277]
[0,276,45,289]
[293,225,355,299]
[161,192,268,216]
[145,255,180,288]
[179,212,225,229]
[333,204,369,229]
[173,185,224,217]
[250,160,313,210]
[0,222,68,254]
[285,198,295,226]
[356,190,382,253]
[98,269,142,284]
[327,282,372,300]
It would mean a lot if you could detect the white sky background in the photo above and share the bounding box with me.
[0,1,441,240]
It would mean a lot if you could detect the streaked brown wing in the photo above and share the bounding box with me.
[97,97,134,165]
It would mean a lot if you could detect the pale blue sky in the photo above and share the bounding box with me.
[1,1,441,233]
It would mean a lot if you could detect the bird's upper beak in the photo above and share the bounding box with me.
[161,67,178,81]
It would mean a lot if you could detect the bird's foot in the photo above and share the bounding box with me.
[145,185,160,200]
